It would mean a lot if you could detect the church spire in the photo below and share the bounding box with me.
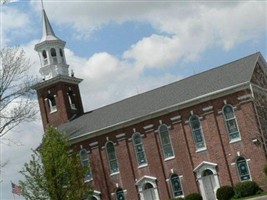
[33,2,84,129]
[34,6,69,80]
[40,9,60,42]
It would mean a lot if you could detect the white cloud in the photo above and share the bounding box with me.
[65,48,180,110]
[1,6,32,45]
[28,0,266,66]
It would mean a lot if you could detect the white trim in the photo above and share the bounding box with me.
[116,133,125,138]
[89,141,98,147]
[194,161,218,172]
[222,104,242,143]
[202,106,213,112]
[229,138,241,144]
[194,161,220,200]
[135,176,160,200]
[135,175,157,185]
[110,171,120,176]
[195,147,207,153]
[132,132,148,166]
[138,163,148,169]
[170,115,181,121]
[143,124,154,130]
[237,94,252,101]
[158,124,175,159]
[164,156,175,161]
[189,115,207,151]
[236,157,252,181]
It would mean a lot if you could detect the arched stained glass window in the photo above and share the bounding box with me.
[115,188,125,200]
[189,115,206,150]
[236,156,251,181]
[170,174,183,197]
[223,105,240,141]
[106,142,119,174]
[159,125,174,158]
[80,149,92,181]
[133,133,147,166]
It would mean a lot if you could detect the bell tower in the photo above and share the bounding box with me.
[33,7,84,129]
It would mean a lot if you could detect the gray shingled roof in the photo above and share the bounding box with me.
[59,52,263,140]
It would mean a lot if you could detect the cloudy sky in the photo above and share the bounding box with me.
[1,0,266,199]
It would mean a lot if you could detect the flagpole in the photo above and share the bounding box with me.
[12,192,15,200]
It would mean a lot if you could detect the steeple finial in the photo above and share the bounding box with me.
[41,0,44,10]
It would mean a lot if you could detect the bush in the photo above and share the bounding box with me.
[234,181,260,198]
[170,198,184,200]
[216,185,234,200]
[185,193,202,200]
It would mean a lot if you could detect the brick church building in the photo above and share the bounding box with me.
[33,8,267,200]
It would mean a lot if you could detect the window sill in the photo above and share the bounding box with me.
[84,179,93,183]
[230,138,241,144]
[50,109,57,114]
[196,147,207,153]
[174,195,184,198]
[110,171,120,176]
[164,156,175,161]
[138,164,148,169]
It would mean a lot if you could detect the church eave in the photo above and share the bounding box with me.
[34,39,66,51]
[68,81,251,144]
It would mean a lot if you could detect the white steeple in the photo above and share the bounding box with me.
[35,8,69,80]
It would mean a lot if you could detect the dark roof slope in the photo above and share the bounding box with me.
[59,52,263,139]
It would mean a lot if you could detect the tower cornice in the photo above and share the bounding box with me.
[32,75,83,90]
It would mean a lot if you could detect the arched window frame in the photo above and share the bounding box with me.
[158,124,174,159]
[67,88,76,110]
[223,104,241,142]
[106,141,119,174]
[46,93,57,113]
[142,182,158,200]
[59,48,65,63]
[236,156,251,181]
[132,133,147,166]
[115,187,125,200]
[189,115,206,151]
[87,190,101,200]
[42,50,48,65]
[170,174,183,197]
[50,48,57,63]
[80,149,92,182]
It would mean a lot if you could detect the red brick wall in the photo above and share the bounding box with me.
[36,81,84,128]
[71,90,267,200]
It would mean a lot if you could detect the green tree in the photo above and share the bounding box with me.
[19,127,93,200]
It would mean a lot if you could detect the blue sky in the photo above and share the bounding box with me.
[1,0,266,199]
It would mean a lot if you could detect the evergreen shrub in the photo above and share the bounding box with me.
[185,193,202,200]
[234,181,260,198]
[216,185,234,200]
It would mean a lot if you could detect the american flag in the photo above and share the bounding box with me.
[11,182,22,196]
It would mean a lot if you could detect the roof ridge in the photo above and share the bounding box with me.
[83,52,260,114]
